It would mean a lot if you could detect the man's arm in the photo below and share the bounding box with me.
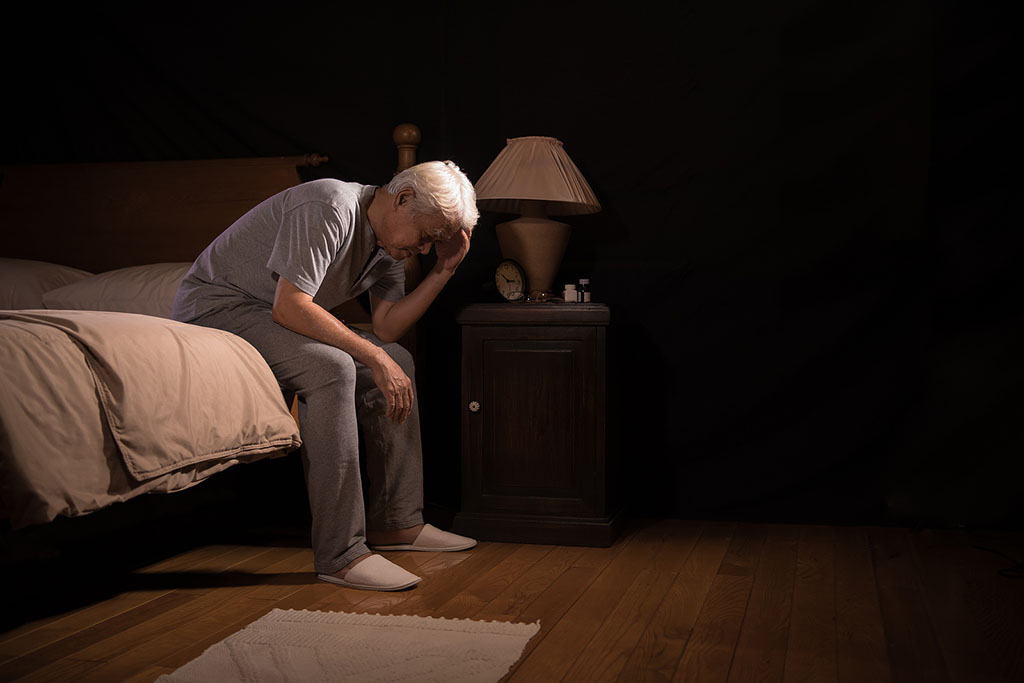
[370,230,470,343]
[272,277,414,424]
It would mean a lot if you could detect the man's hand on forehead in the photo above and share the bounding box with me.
[433,229,471,273]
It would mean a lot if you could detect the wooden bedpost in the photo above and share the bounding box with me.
[393,123,421,172]
[395,123,424,297]
[329,123,425,337]
[394,123,424,370]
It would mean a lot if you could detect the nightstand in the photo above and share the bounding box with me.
[453,303,622,546]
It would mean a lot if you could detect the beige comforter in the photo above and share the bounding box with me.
[0,310,301,529]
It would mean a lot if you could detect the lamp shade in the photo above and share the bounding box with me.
[474,136,601,216]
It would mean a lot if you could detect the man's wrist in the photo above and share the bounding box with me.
[430,261,458,279]
[366,344,390,369]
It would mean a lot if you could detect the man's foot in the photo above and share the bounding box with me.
[317,553,420,591]
[366,524,424,547]
[340,552,373,573]
[368,523,477,552]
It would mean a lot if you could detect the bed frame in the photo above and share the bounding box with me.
[0,125,429,543]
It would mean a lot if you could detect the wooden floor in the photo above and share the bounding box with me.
[1,518,1022,682]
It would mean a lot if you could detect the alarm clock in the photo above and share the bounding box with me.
[495,259,527,302]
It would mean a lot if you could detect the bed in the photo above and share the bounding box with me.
[0,124,424,530]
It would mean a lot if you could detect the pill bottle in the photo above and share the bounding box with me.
[563,284,577,303]
[578,278,591,303]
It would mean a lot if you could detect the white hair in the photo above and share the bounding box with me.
[385,160,480,234]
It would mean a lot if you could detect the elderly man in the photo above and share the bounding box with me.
[172,160,479,591]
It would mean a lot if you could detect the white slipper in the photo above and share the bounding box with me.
[317,554,421,591]
[368,523,478,552]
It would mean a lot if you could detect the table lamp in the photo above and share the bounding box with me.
[475,136,601,300]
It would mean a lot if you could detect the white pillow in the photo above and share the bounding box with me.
[0,257,94,309]
[42,262,192,319]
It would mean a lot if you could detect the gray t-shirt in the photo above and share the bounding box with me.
[173,179,405,322]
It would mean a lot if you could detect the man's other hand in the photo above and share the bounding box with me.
[370,351,414,424]
[434,230,471,274]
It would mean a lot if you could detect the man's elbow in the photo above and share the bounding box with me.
[373,326,401,344]
[371,313,402,343]
[271,303,289,327]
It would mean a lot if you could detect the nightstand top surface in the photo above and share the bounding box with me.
[457,302,610,325]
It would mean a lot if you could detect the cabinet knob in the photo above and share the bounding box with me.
[468,400,481,413]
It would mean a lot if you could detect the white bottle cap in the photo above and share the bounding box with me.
[579,278,590,284]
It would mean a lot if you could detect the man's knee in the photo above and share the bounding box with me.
[384,343,415,377]
[303,344,357,393]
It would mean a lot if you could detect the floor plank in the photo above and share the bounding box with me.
[0,592,199,681]
[619,522,735,682]
[509,520,681,681]
[75,547,310,682]
[563,567,677,682]
[783,524,838,683]
[834,526,891,683]
[501,562,613,680]
[475,545,586,623]
[911,528,1023,683]
[434,543,555,620]
[869,526,952,683]
[673,572,753,683]
[0,543,253,657]
[21,549,312,683]
[727,524,798,683]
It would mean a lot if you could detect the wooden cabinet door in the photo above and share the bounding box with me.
[461,325,605,517]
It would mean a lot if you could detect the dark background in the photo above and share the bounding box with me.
[2,0,1020,532]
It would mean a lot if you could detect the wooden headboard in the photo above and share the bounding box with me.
[0,124,423,278]
[0,155,321,273]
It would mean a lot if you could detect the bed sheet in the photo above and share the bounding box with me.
[0,309,301,528]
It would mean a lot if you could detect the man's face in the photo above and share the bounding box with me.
[377,192,455,261]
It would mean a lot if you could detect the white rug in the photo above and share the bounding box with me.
[158,609,541,683]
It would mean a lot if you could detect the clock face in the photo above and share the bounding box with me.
[495,259,526,302]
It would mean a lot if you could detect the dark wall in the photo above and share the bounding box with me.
[2,1,1019,529]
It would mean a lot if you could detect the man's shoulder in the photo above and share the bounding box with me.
[286,179,371,210]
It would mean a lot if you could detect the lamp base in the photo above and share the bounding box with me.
[496,217,570,297]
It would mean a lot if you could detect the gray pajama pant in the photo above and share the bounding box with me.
[184,297,424,575]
